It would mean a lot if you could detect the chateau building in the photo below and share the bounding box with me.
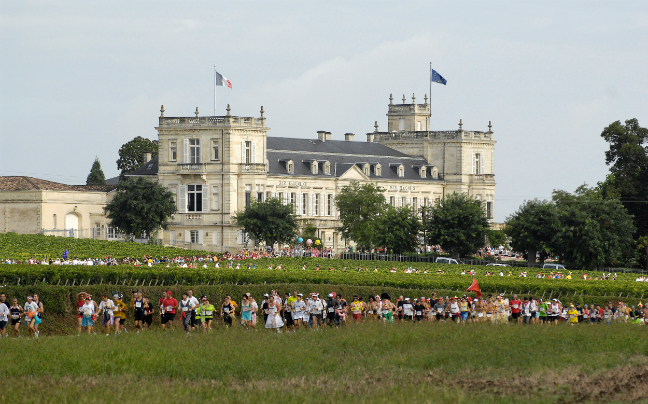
[135,94,495,252]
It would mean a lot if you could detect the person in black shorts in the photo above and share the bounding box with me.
[413,299,425,322]
[9,299,23,337]
[326,293,336,327]
[142,297,154,329]
[262,294,270,324]
[221,296,234,327]
[132,291,145,333]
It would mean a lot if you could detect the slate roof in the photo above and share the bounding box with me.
[0,176,115,192]
[126,156,159,177]
[266,137,409,157]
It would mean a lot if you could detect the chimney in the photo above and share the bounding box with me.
[367,133,374,142]
[325,132,332,141]
[344,133,355,141]
[143,152,152,163]
[317,131,327,142]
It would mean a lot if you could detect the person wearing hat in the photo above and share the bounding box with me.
[549,299,561,326]
[291,293,306,330]
[78,294,96,335]
[567,304,579,325]
[509,295,522,324]
[432,298,445,322]
[449,297,460,322]
[98,294,116,336]
[75,292,88,335]
[261,294,270,325]
[334,294,348,327]
[326,293,336,327]
[494,295,507,324]
[350,295,364,322]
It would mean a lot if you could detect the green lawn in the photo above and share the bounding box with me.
[1,321,646,403]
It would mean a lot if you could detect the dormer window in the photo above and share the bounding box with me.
[419,166,427,178]
[311,161,318,175]
[281,159,294,174]
[431,166,439,179]
[398,165,404,177]
[363,164,370,176]
[374,164,382,176]
[323,161,331,175]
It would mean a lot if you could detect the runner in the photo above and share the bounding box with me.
[538,299,548,325]
[510,295,522,324]
[159,291,168,326]
[334,294,348,327]
[350,295,364,323]
[9,299,22,337]
[132,291,145,333]
[381,297,394,323]
[413,298,425,322]
[459,297,469,323]
[98,295,115,336]
[221,296,235,328]
[568,304,579,326]
[475,298,486,323]
[326,293,336,327]
[521,297,532,325]
[0,296,9,337]
[530,297,539,324]
[241,295,253,329]
[396,295,404,322]
[264,294,284,333]
[32,294,44,337]
[449,297,461,322]
[401,297,414,321]
[308,293,324,328]
[23,296,39,337]
[75,292,87,334]
[433,298,445,322]
[284,292,295,330]
[291,293,306,330]
[143,297,154,330]
[249,294,258,329]
[113,294,129,334]
[486,297,495,322]
[80,294,96,335]
[179,292,192,334]
[549,299,562,326]
[160,291,178,330]
[494,296,506,324]
[186,290,200,331]
[199,297,215,331]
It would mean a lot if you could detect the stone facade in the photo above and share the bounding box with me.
[148,94,496,252]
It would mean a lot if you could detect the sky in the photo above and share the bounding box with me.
[1,1,647,222]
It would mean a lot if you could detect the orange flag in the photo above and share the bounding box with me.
[467,278,482,298]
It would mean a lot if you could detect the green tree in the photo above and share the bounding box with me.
[486,229,508,249]
[116,136,159,180]
[86,157,106,186]
[232,198,299,247]
[599,118,648,261]
[551,186,635,270]
[104,177,176,240]
[505,199,559,266]
[334,181,385,250]
[374,206,421,254]
[425,192,489,258]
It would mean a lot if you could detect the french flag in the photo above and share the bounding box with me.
[215,71,232,89]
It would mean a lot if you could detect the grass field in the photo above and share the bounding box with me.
[1,321,647,404]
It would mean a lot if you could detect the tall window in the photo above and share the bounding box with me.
[313,194,320,216]
[170,141,177,161]
[212,187,219,210]
[245,185,252,207]
[244,141,251,164]
[302,193,307,215]
[486,202,493,219]
[190,230,199,244]
[473,153,483,175]
[52,214,57,229]
[412,197,417,209]
[189,139,201,164]
[401,196,406,206]
[187,184,203,212]
[327,194,333,216]
[390,196,395,206]
[212,140,219,161]
[399,118,405,131]
[277,192,283,203]
[290,193,297,213]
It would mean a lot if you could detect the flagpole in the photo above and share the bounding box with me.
[429,62,432,127]
[214,65,217,116]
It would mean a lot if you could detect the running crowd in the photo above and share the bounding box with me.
[0,291,646,338]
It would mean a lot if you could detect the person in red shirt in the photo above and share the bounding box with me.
[509,294,522,323]
[161,291,178,330]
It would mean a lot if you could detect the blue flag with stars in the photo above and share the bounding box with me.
[431,69,447,85]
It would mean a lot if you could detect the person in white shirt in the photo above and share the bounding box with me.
[0,300,9,337]
[308,294,324,329]
[291,294,306,330]
[187,290,200,330]
[98,295,115,335]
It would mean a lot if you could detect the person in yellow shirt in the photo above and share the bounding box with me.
[112,294,129,335]
[567,304,579,326]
